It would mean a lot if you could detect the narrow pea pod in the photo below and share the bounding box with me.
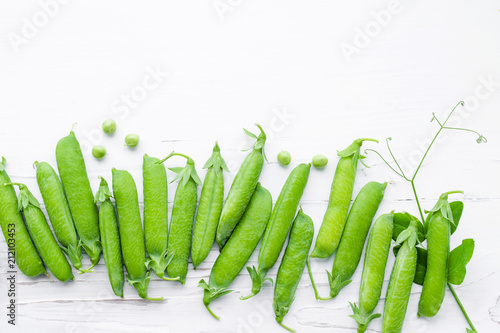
[326,181,386,298]
[158,152,201,284]
[199,183,272,319]
[418,190,463,317]
[242,163,311,300]
[0,158,45,277]
[56,131,101,269]
[7,183,73,281]
[35,161,84,272]
[112,168,161,300]
[311,138,378,259]
[95,177,124,297]
[143,154,177,281]
[382,220,418,333]
[216,124,266,248]
[192,142,229,269]
[273,209,314,332]
[350,212,394,333]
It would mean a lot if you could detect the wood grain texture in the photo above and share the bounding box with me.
[0,0,499,332]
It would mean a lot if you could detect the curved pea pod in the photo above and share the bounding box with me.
[56,131,101,269]
[7,183,73,281]
[192,142,229,269]
[199,183,272,319]
[158,152,201,284]
[273,209,314,332]
[350,212,394,333]
[112,168,161,300]
[0,158,45,277]
[382,220,418,333]
[35,161,84,272]
[242,163,311,300]
[216,124,266,248]
[143,154,177,281]
[311,138,378,259]
[327,181,386,298]
[418,190,463,318]
[95,177,124,297]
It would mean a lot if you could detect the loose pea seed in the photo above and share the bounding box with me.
[277,151,291,166]
[125,134,140,147]
[102,118,116,134]
[92,145,106,159]
[312,154,328,168]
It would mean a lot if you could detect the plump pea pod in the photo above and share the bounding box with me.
[311,138,378,259]
[242,163,311,300]
[35,161,85,273]
[192,142,229,269]
[199,183,272,320]
[0,158,46,277]
[418,190,463,318]
[56,131,101,268]
[112,168,161,300]
[350,212,394,333]
[7,183,73,281]
[324,181,386,298]
[143,154,178,281]
[216,124,266,248]
[158,152,201,284]
[273,209,314,332]
[95,177,124,297]
[382,220,418,333]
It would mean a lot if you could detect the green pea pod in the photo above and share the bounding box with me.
[95,177,124,297]
[56,131,101,269]
[350,212,394,333]
[7,183,73,281]
[311,138,378,259]
[418,190,463,317]
[158,152,201,284]
[112,168,161,300]
[382,220,418,333]
[242,163,311,300]
[192,142,229,269]
[35,161,84,272]
[143,154,177,281]
[0,158,46,277]
[326,181,386,298]
[216,124,266,248]
[199,183,272,319]
[273,209,314,332]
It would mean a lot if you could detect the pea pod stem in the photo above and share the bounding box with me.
[306,258,332,301]
[448,283,477,332]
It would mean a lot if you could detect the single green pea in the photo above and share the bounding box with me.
[125,134,140,147]
[92,145,106,159]
[102,118,116,134]
[277,151,291,166]
[312,154,328,168]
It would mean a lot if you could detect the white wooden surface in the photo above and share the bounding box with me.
[0,1,499,332]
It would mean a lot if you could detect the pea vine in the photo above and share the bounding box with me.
[366,101,486,333]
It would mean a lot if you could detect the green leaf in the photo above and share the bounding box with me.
[393,212,425,243]
[242,124,267,161]
[0,156,6,172]
[448,239,475,285]
[425,191,463,230]
[14,184,40,211]
[450,201,464,235]
[414,247,428,285]
[203,141,230,174]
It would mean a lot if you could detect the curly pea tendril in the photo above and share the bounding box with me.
[364,101,483,333]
